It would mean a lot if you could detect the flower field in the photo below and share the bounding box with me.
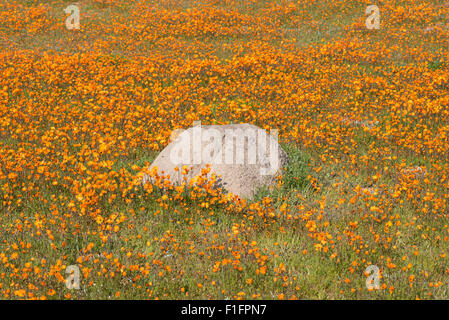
[0,0,448,299]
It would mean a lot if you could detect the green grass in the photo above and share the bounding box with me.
[1,0,449,300]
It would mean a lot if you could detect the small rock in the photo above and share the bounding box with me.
[400,166,428,179]
[340,117,379,130]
